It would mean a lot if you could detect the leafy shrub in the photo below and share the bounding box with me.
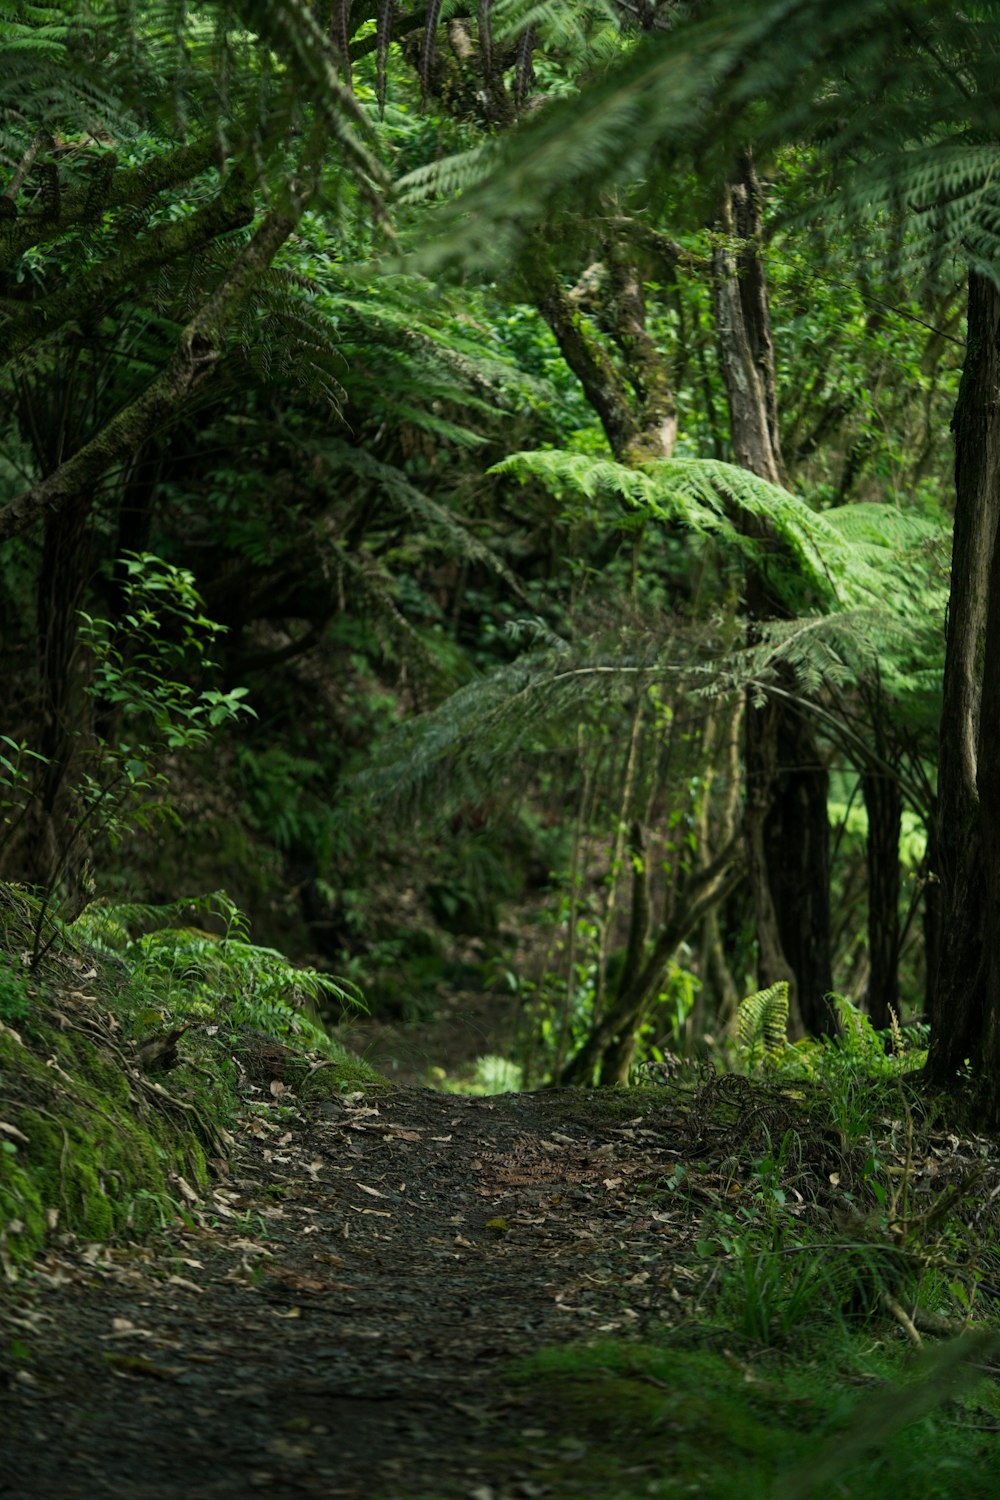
[73,892,364,1055]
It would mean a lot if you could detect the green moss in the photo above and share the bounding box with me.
[290,1051,388,1098]
[0,1003,231,1266]
[1,882,389,1268]
[504,1338,1000,1500]
[0,1161,46,1259]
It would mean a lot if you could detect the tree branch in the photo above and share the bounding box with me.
[0,170,255,366]
[0,207,299,544]
[0,137,219,266]
[523,261,642,461]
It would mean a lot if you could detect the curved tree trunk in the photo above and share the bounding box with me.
[559,836,745,1085]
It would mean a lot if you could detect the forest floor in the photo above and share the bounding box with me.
[1,1079,713,1499]
[332,988,521,1089]
[5,1063,1000,1500]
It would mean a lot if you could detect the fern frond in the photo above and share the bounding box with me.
[408,0,1000,282]
[493,449,838,604]
[737,981,789,1066]
[351,617,722,821]
[302,438,524,590]
[397,142,496,205]
[494,448,951,618]
[234,0,386,197]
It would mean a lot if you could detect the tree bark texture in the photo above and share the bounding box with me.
[526,244,677,465]
[928,271,1000,1089]
[743,693,802,1036]
[525,267,645,461]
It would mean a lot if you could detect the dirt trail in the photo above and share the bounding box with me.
[1,1085,695,1500]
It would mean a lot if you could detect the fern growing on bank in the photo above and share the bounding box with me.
[72,893,364,1056]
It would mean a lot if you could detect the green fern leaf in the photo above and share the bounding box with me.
[737,981,789,1065]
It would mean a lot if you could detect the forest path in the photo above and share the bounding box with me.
[2,1084,698,1499]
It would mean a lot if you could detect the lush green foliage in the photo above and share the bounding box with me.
[0,0,989,1107]
[74,891,364,1053]
[7,17,1000,1500]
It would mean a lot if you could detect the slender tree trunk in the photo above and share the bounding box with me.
[15,494,95,890]
[928,271,1000,1094]
[712,151,833,1037]
[743,694,802,1034]
[922,811,941,1020]
[712,154,784,488]
[558,839,745,1086]
[863,768,902,1031]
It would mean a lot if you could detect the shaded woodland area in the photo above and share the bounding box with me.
[9,7,1000,1498]
[2,0,996,1103]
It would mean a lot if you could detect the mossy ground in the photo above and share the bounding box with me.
[497,1334,1000,1499]
[0,885,382,1270]
[1,989,215,1266]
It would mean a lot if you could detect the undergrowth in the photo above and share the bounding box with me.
[494,987,1000,1498]
[507,1330,1000,1499]
[0,883,381,1270]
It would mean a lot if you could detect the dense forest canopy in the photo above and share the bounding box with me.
[3,0,1000,1112]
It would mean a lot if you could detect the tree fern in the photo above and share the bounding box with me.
[493,448,950,617]
[351,614,730,821]
[401,1,1000,285]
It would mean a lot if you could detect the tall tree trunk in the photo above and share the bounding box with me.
[765,710,835,1033]
[712,154,784,488]
[712,151,834,1037]
[16,494,95,892]
[863,767,902,1031]
[929,271,1000,1103]
[743,694,801,1034]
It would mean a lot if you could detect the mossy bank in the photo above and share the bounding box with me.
[0,886,380,1272]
